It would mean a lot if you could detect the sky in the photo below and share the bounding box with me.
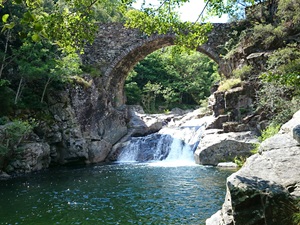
[133,0,229,23]
[177,0,229,23]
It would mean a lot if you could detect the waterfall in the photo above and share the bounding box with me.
[117,116,209,164]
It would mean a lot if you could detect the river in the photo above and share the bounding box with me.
[0,163,232,225]
[0,116,233,225]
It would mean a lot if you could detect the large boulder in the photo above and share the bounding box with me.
[44,76,128,165]
[126,105,177,137]
[194,130,258,165]
[6,142,51,173]
[207,110,300,225]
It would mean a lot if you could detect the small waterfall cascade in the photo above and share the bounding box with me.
[117,116,210,163]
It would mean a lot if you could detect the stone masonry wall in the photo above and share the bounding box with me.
[82,23,235,107]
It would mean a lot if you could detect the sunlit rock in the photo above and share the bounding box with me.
[194,130,258,166]
[207,110,300,225]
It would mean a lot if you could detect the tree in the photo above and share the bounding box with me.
[125,46,219,112]
[0,0,258,52]
[142,81,162,112]
[1,0,99,54]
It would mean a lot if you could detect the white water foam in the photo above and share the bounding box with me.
[118,116,212,165]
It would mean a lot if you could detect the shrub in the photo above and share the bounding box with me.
[259,123,281,142]
[256,82,300,125]
[277,0,300,34]
[0,120,33,157]
[260,44,300,88]
[252,24,285,48]
[234,156,247,167]
[251,123,281,154]
[233,65,253,80]
[218,78,241,92]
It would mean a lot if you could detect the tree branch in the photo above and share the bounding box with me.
[195,0,209,23]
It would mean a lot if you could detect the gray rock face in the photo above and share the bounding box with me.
[207,110,300,225]
[280,110,300,135]
[7,142,51,173]
[128,110,163,137]
[44,75,128,165]
[209,84,255,121]
[194,130,258,165]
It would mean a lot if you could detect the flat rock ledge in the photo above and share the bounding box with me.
[206,110,300,225]
[194,130,258,166]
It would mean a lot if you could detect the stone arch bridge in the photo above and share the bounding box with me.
[82,23,234,107]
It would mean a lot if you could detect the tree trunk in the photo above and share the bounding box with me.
[0,31,10,79]
[41,77,51,103]
[14,77,24,105]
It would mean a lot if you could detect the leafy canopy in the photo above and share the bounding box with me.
[0,0,259,52]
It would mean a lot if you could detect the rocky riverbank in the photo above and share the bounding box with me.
[206,110,300,225]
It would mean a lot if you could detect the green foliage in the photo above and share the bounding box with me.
[259,123,281,142]
[233,65,253,79]
[250,143,260,154]
[125,82,142,105]
[233,156,247,167]
[0,117,9,125]
[124,4,213,50]
[251,123,281,154]
[142,81,162,113]
[92,0,125,23]
[125,46,219,112]
[160,87,180,107]
[260,44,300,88]
[273,96,300,126]
[293,198,300,225]
[221,29,242,58]
[0,120,33,156]
[218,78,241,92]
[252,23,285,48]
[256,82,300,125]
[222,0,300,60]
[55,53,82,78]
[0,0,97,53]
[0,81,14,116]
[277,0,300,34]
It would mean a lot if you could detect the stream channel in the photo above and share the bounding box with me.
[0,116,234,225]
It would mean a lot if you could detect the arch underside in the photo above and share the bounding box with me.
[106,35,220,107]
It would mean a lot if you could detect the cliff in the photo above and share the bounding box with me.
[0,75,129,174]
[206,110,300,225]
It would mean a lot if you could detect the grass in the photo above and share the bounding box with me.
[218,78,242,92]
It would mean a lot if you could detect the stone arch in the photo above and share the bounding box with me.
[82,23,233,107]
[104,35,221,107]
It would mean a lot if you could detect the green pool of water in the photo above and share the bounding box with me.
[0,162,233,225]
